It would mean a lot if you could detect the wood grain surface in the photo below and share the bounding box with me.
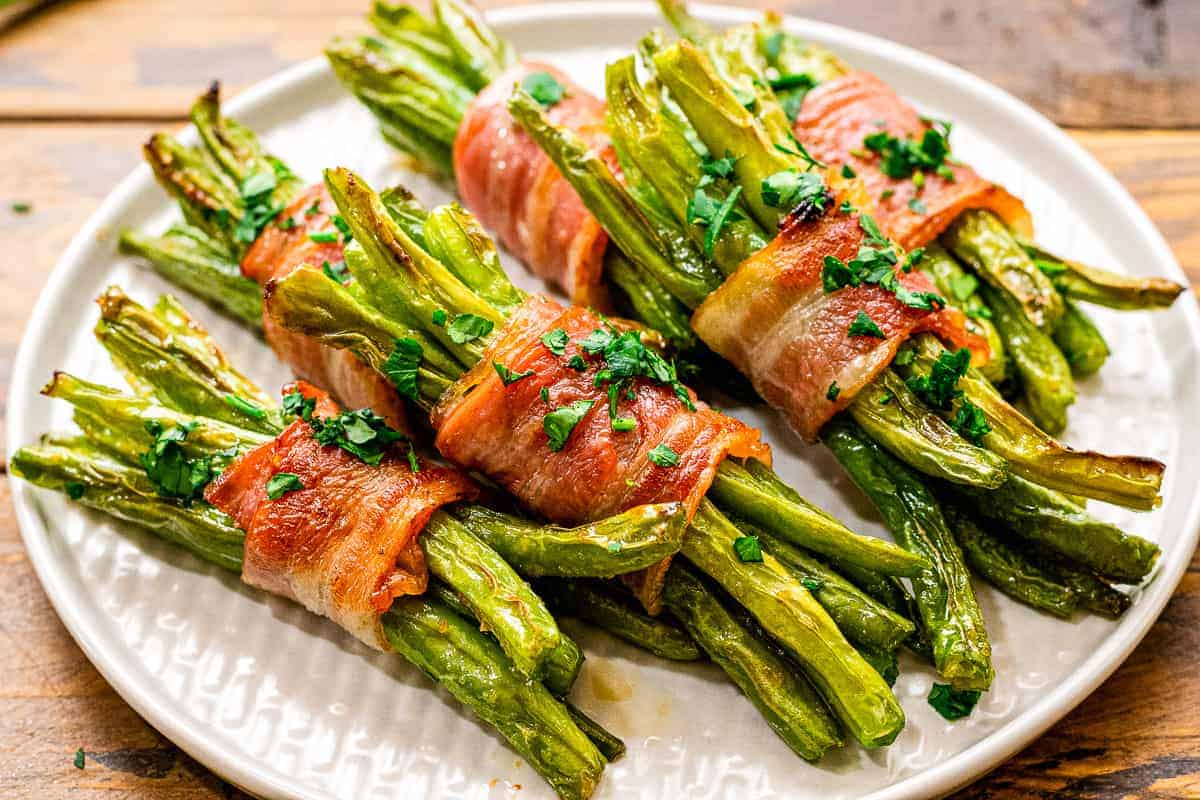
[1,1,1198,798]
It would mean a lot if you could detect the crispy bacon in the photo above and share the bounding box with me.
[205,382,477,650]
[241,184,409,430]
[454,62,612,307]
[691,207,986,443]
[794,71,1033,249]
[431,295,769,612]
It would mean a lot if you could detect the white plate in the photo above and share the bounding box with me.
[9,3,1200,799]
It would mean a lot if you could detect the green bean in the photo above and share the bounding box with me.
[451,502,688,578]
[423,202,526,316]
[662,562,844,761]
[900,334,1163,510]
[746,525,915,652]
[821,417,993,692]
[422,513,563,679]
[943,210,1063,331]
[539,579,702,662]
[324,34,472,175]
[755,10,849,84]
[93,287,280,433]
[1052,299,1110,377]
[12,438,247,572]
[976,282,1075,435]
[141,132,245,250]
[603,249,698,351]
[564,703,626,763]
[118,227,263,331]
[947,475,1159,582]
[941,503,1078,619]
[684,500,905,748]
[656,0,714,44]
[854,645,900,687]
[709,458,929,577]
[367,1,457,65]
[848,369,1008,488]
[1018,238,1185,310]
[917,242,1007,383]
[380,184,430,246]
[382,598,605,800]
[431,0,515,91]
[507,88,723,309]
[1032,547,1132,619]
[42,372,269,467]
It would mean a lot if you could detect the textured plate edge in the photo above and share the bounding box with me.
[6,4,1200,800]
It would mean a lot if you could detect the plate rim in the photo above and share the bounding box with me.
[8,3,1200,799]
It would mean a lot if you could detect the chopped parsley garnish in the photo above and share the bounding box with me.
[493,361,534,386]
[733,535,763,562]
[770,72,816,92]
[905,347,992,444]
[304,199,321,216]
[881,189,895,200]
[282,389,316,421]
[902,247,926,272]
[308,230,338,244]
[761,169,830,221]
[305,407,408,466]
[841,164,856,179]
[688,186,743,257]
[234,167,285,244]
[801,577,824,592]
[266,472,304,500]
[951,399,992,445]
[907,197,928,215]
[847,310,886,339]
[432,308,448,326]
[543,399,595,452]
[606,541,623,553]
[949,272,979,302]
[611,416,637,432]
[700,151,739,180]
[140,420,216,502]
[65,481,85,500]
[223,394,268,420]
[74,748,85,769]
[541,328,569,355]
[383,337,423,400]
[522,71,566,107]
[647,443,680,467]
[540,387,550,403]
[862,119,953,181]
[1034,258,1068,277]
[322,259,350,284]
[928,683,981,720]
[965,306,993,320]
[11,201,31,214]
[331,214,353,242]
[566,354,588,370]
[579,325,697,420]
[893,347,915,366]
[446,313,494,344]
[826,381,841,401]
[276,216,297,230]
[819,214,945,311]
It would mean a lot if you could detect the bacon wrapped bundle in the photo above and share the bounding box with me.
[454,63,613,307]
[205,382,477,649]
[692,208,984,443]
[794,71,1032,249]
[432,295,769,611]
[241,184,409,429]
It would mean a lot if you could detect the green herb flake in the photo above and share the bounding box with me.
[308,230,339,244]
[446,313,495,344]
[840,164,856,179]
[928,683,981,720]
[383,337,423,400]
[282,389,316,421]
[541,328,569,355]
[700,152,739,180]
[611,416,637,432]
[607,541,623,554]
[304,199,321,217]
[906,347,972,410]
[761,169,829,217]
[863,119,954,181]
[848,310,886,339]
[566,354,588,371]
[733,535,763,563]
[322,260,350,284]
[139,420,215,502]
[689,185,744,257]
[331,213,353,242]
[276,216,297,230]
[65,481,85,500]
[774,138,824,169]
[965,306,993,320]
[308,407,407,466]
[1035,258,1068,277]
[73,748,85,769]
[881,189,896,200]
[770,73,815,92]
[801,577,824,592]
[826,381,841,401]
[647,443,680,467]
[223,394,268,420]
[11,201,32,214]
[543,399,595,452]
[903,247,926,272]
[540,387,550,403]
[951,399,992,444]
[266,472,304,500]
[893,347,915,366]
[432,308,448,326]
[233,168,284,244]
[907,197,928,215]
[949,272,979,302]
[493,361,534,386]
[522,71,567,107]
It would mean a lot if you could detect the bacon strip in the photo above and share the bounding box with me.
[241,184,409,430]
[691,207,985,443]
[432,295,769,612]
[454,62,612,307]
[794,71,1033,249]
[205,382,477,650]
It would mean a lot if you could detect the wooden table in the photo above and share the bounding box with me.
[1,1,1198,797]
